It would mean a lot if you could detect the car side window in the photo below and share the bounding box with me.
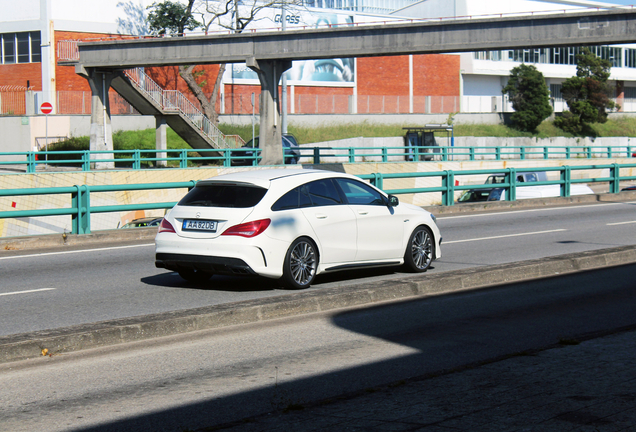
[335,178,385,205]
[306,179,342,207]
[271,186,311,211]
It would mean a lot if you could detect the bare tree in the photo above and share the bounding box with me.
[147,0,303,125]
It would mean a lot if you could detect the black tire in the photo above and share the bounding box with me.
[281,237,318,289]
[403,225,434,272]
[178,269,213,282]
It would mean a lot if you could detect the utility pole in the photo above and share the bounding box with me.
[281,1,288,134]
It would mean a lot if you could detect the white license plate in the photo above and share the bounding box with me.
[182,219,217,232]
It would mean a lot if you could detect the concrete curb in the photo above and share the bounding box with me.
[0,228,157,251]
[1,244,635,364]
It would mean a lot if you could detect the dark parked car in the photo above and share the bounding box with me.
[119,217,163,229]
[456,188,493,203]
[231,134,300,166]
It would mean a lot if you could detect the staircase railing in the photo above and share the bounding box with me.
[123,68,232,149]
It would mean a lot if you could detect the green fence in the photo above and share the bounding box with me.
[1,164,635,236]
[1,145,635,173]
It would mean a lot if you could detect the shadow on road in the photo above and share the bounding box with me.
[140,265,426,292]
[68,263,636,432]
[140,272,281,292]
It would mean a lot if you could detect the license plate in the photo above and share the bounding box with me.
[182,219,217,232]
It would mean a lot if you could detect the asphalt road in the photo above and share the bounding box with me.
[1,262,635,432]
[1,200,635,337]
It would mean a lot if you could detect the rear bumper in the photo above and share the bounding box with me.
[155,253,257,276]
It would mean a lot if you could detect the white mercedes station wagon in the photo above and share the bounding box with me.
[155,169,442,289]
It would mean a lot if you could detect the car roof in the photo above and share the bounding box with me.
[130,217,162,223]
[196,168,353,189]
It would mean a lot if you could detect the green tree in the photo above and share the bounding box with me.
[146,0,200,35]
[554,48,618,135]
[502,64,552,132]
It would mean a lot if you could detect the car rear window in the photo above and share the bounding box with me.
[178,183,267,208]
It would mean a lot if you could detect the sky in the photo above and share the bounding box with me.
[596,0,635,4]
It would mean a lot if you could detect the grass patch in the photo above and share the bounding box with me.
[47,116,636,165]
[220,116,636,144]
[46,129,204,168]
[590,117,636,137]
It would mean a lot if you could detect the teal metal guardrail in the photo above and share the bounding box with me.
[1,163,635,236]
[1,145,635,173]
[0,181,196,235]
[360,163,636,206]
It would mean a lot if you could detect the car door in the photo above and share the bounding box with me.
[334,178,404,261]
[300,179,357,265]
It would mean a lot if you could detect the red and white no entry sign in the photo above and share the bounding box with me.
[40,102,53,115]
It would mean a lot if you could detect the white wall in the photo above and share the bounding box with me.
[0,115,155,153]
[2,0,41,22]
[52,0,154,34]
[462,0,616,16]
[462,75,503,96]
[1,0,154,34]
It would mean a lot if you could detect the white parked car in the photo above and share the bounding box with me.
[155,169,442,289]
[488,184,594,201]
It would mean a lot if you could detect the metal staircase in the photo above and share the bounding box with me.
[111,68,234,151]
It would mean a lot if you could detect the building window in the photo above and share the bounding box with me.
[17,33,29,63]
[1,31,41,64]
[3,34,15,64]
[550,84,562,102]
[626,49,636,68]
[475,45,623,68]
[30,32,41,63]
[624,87,636,101]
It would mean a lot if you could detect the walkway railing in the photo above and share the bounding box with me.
[1,163,635,237]
[1,145,634,173]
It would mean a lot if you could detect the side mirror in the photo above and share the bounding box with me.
[388,195,399,207]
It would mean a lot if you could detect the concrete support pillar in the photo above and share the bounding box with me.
[25,90,35,116]
[77,65,117,169]
[616,80,625,112]
[247,57,292,165]
[156,115,168,167]
[409,55,413,114]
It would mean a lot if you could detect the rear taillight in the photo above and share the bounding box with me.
[221,219,271,238]
[158,218,176,233]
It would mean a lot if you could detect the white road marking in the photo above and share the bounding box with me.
[606,221,636,226]
[444,229,568,244]
[439,201,636,220]
[0,243,155,261]
[0,288,56,297]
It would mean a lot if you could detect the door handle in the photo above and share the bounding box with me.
[358,211,369,215]
[315,214,327,219]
